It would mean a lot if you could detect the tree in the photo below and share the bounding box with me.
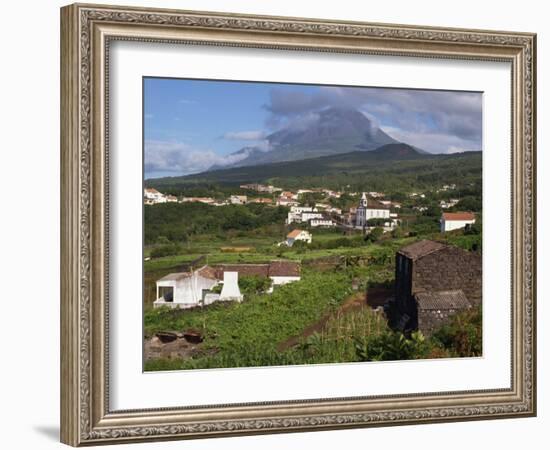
[238,275,273,295]
[365,227,384,243]
[366,218,387,227]
[150,243,182,258]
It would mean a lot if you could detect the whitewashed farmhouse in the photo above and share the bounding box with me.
[309,218,334,227]
[286,206,317,224]
[301,211,324,222]
[154,266,222,309]
[440,212,476,232]
[154,261,301,309]
[285,229,312,246]
[144,188,166,204]
[355,192,390,227]
[230,195,247,205]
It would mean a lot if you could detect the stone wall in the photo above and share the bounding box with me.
[418,308,464,336]
[412,247,482,306]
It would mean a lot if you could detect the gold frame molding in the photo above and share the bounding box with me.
[60,3,536,446]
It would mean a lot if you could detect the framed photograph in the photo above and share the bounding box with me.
[60,3,536,446]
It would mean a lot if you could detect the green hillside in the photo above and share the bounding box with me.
[147,144,482,193]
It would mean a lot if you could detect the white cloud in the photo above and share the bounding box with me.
[144,140,248,177]
[381,126,481,154]
[265,85,483,145]
[223,130,267,140]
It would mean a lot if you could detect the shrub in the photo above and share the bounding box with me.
[238,275,273,295]
[355,330,430,361]
[431,306,482,357]
[391,227,404,239]
[150,243,183,258]
[365,227,384,243]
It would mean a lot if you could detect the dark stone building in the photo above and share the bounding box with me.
[393,240,482,334]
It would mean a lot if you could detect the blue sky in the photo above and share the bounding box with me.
[144,77,482,179]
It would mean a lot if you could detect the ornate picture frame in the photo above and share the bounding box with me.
[60,3,536,446]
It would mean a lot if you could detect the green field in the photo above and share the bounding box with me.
[144,227,481,371]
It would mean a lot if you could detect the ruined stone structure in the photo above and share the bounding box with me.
[393,240,482,334]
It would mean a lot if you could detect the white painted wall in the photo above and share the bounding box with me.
[301,212,324,221]
[441,219,476,232]
[155,273,218,308]
[310,219,334,227]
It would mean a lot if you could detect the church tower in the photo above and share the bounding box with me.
[356,192,368,227]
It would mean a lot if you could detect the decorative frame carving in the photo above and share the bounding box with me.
[60,3,536,446]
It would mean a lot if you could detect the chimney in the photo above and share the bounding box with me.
[219,271,244,302]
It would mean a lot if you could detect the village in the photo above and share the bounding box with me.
[143,180,481,369]
[144,182,475,243]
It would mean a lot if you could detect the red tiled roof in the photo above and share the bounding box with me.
[287,229,305,238]
[442,212,475,221]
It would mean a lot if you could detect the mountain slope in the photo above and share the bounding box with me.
[219,107,398,168]
[148,144,482,191]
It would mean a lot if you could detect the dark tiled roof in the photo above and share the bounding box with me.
[398,239,447,260]
[268,261,301,277]
[213,261,301,278]
[414,289,471,310]
[157,272,191,282]
[214,264,269,278]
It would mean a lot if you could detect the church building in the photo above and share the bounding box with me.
[355,192,390,227]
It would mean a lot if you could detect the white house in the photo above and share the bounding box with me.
[440,212,476,232]
[277,197,299,207]
[266,261,301,291]
[301,212,324,222]
[439,199,459,209]
[154,265,220,309]
[180,197,216,205]
[230,195,247,205]
[368,191,385,198]
[215,261,301,293]
[165,195,178,203]
[355,192,391,227]
[309,218,334,227]
[286,229,312,246]
[154,262,302,309]
[144,188,166,203]
[286,206,317,224]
